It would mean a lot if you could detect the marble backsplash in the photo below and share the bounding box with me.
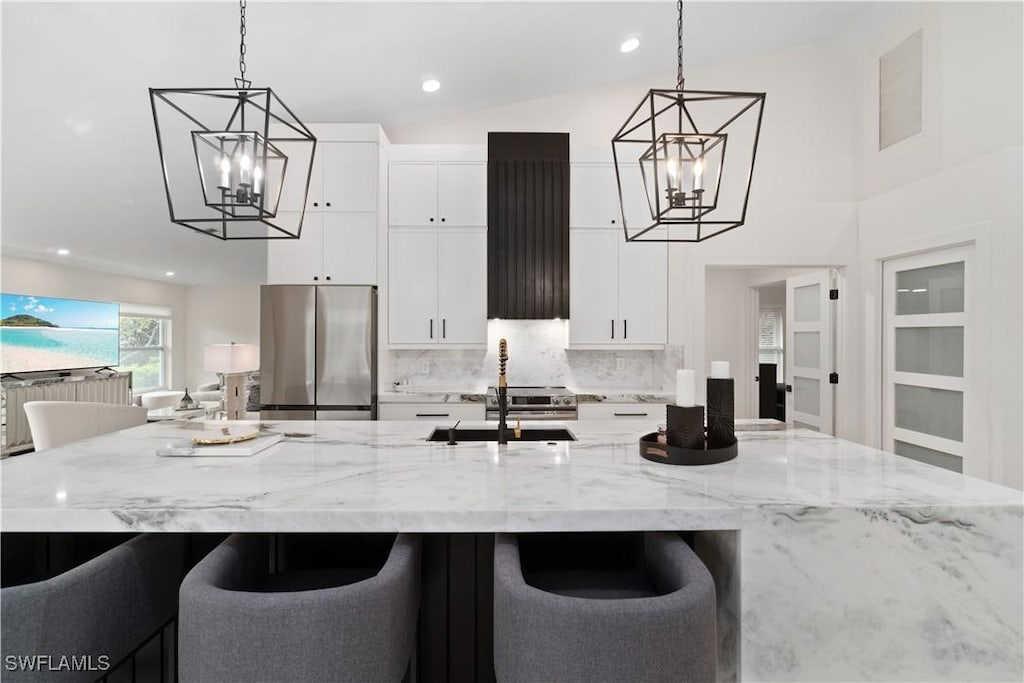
[388,320,682,392]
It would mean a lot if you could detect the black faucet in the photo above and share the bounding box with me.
[497,339,509,444]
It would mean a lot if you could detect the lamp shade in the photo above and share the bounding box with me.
[204,343,259,374]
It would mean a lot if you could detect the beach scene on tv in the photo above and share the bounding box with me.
[0,294,120,374]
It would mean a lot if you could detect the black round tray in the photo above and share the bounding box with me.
[639,432,738,466]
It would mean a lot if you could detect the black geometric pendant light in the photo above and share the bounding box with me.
[612,0,766,243]
[149,0,316,240]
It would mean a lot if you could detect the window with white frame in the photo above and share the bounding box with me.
[758,308,784,380]
[116,306,171,393]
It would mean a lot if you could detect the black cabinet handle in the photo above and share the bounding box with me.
[313,276,319,281]
[785,384,793,392]
[325,276,331,281]
[614,412,648,417]
[313,202,319,207]
[611,319,615,339]
[623,319,628,339]
[430,319,434,339]
[416,413,450,418]
[442,319,446,339]
[441,217,446,222]
[325,202,331,207]
[429,217,435,222]
[611,219,616,224]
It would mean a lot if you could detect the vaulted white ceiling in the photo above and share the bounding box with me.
[1,1,873,286]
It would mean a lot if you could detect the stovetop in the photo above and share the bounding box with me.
[485,386,577,409]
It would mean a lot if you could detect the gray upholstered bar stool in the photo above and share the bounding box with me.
[494,531,716,683]
[178,533,421,683]
[0,533,184,683]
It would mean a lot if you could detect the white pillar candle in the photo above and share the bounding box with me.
[675,369,696,407]
[710,361,731,379]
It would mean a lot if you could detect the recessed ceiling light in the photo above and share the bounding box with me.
[56,248,70,256]
[620,37,640,53]
[422,79,441,93]
[165,271,175,277]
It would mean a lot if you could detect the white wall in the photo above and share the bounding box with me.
[1,256,188,388]
[183,285,260,389]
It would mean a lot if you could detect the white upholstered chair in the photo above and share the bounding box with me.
[23,401,148,452]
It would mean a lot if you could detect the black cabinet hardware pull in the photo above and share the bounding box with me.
[416,413,449,418]
[313,202,319,207]
[442,319,446,338]
[611,218,616,224]
[313,276,319,281]
[430,319,434,339]
[611,319,615,339]
[441,217,446,222]
[623,319,628,339]
[429,217,435,222]
[785,384,793,392]
[614,412,648,417]
[325,276,331,281]
[325,202,331,207]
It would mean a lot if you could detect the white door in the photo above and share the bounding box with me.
[388,230,438,344]
[617,237,667,344]
[882,246,974,474]
[569,229,619,344]
[570,164,620,228]
[785,270,835,434]
[438,163,487,226]
[321,213,377,285]
[389,162,438,226]
[437,229,487,344]
[266,213,323,284]
[322,142,377,212]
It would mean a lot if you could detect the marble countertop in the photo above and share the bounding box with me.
[573,390,674,403]
[379,390,486,403]
[2,419,1018,533]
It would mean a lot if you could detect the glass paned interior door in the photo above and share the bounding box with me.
[785,271,835,434]
[883,247,970,474]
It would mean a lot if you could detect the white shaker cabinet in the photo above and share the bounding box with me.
[389,162,486,227]
[267,213,377,284]
[388,228,487,346]
[570,163,650,230]
[278,142,377,214]
[569,228,667,347]
[378,402,485,421]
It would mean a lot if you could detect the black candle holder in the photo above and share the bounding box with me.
[706,378,735,448]
[666,404,706,449]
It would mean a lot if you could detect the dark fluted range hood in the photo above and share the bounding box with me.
[487,132,570,320]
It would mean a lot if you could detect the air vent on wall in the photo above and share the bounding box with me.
[487,132,570,319]
[879,29,923,150]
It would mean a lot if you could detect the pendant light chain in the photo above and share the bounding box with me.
[236,0,251,88]
[676,0,684,90]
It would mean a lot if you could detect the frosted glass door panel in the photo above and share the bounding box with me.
[894,327,964,376]
[793,284,821,322]
[793,377,821,416]
[793,332,821,369]
[896,262,964,315]
[894,384,964,442]
[894,440,963,473]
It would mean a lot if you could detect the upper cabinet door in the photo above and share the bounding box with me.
[570,164,620,228]
[266,213,324,284]
[437,163,487,226]
[322,142,377,212]
[389,162,439,226]
[321,213,377,285]
[617,237,667,344]
[437,229,487,344]
[569,229,620,344]
[388,230,439,344]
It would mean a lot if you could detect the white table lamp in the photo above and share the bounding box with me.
[204,343,259,419]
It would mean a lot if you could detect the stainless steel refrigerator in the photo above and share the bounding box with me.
[260,285,377,420]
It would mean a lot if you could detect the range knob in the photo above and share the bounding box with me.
[552,396,564,405]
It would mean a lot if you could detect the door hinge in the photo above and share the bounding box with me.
[829,372,839,384]
[829,289,839,300]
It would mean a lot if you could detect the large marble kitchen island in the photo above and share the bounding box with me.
[2,419,1021,682]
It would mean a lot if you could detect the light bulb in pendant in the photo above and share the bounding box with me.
[253,165,263,197]
[693,156,704,191]
[219,156,231,189]
[239,154,251,185]
[666,157,682,189]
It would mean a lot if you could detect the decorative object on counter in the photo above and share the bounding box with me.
[149,0,316,240]
[639,431,736,466]
[178,387,198,410]
[706,360,735,448]
[205,342,259,419]
[496,338,509,445]
[156,430,282,457]
[675,369,696,406]
[665,403,706,450]
[612,0,765,243]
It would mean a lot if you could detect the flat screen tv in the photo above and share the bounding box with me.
[0,293,120,374]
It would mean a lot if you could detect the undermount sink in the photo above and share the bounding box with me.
[427,427,577,442]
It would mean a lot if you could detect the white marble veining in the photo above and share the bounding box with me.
[574,391,675,403]
[378,390,485,404]
[389,319,684,391]
[1,420,1021,681]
